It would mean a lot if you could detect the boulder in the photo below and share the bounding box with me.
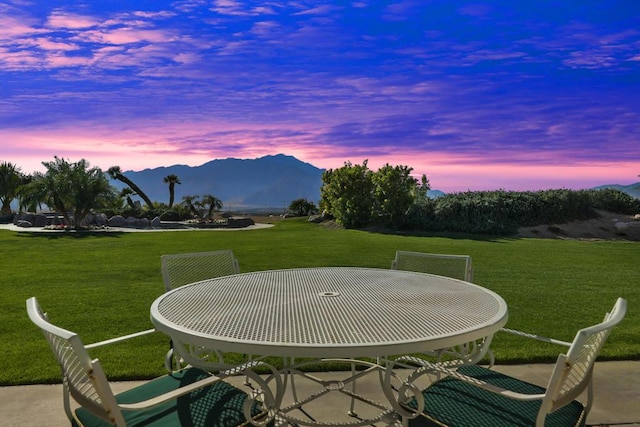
[136,218,150,228]
[34,214,47,227]
[108,215,127,227]
[14,212,35,225]
[17,220,33,228]
[614,222,630,231]
[95,213,108,227]
[227,217,255,228]
[151,216,162,228]
[308,214,325,223]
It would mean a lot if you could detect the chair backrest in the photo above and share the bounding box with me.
[161,250,240,291]
[391,251,474,282]
[26,297,125,425]
[541,297,627,419]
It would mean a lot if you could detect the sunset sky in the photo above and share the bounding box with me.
[1,1,638,192]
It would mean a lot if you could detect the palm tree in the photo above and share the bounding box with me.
[20,157,114,229]
[107,166,154,209]
[181,195,200,218]
[16,173,40,212]
[163,174,181,208]
[0,161,23,215]
[201,194,223,219]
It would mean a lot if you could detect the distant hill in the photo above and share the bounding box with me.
[427,189,445,198]
[115,154,325,209]
[593,182,640,199]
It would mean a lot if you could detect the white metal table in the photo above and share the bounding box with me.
[150,267,508,426]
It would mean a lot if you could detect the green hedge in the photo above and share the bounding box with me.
[403,189,639,235]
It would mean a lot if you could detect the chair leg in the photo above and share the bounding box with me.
[348,360,357,417]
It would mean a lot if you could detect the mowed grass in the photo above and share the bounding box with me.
[2,217,638,385]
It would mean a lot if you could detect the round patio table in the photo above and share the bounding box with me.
[151,267,508,426]
[150,267,508,359]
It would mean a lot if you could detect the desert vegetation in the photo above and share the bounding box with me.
[0,158,227,227]
[319,161,640,235]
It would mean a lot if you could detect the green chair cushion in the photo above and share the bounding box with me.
[74,368,262,427]
[407,365,586,427]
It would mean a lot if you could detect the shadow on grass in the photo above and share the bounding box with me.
[16,230,126,239]
[360,226,513,243]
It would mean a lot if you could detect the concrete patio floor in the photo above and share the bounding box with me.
[2,361,639,426]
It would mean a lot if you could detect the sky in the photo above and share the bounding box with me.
[1,1,639,193]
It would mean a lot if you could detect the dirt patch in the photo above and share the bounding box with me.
[516,210,640,241]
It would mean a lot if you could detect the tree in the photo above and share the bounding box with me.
[0,161,23,215]
[289,198,317,216]
[18,157,115,229]
[371,164,419,227]
[320,161,374,228]
[181,194,200,218]
[201,194,223,219]
[107,166,154,209]
[16,173,41,212]
[163,174,181,208]
[120,188,138,210]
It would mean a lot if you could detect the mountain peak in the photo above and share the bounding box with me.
[118,154,325,209]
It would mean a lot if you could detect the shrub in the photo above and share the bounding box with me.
[588,189,640,214]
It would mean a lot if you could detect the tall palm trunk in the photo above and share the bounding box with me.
[108,166,154,209]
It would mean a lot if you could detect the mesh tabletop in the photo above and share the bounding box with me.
[151,267,508,358]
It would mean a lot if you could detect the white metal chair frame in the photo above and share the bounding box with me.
[26,297,271,427]
[391,250,491,367]
[403,297,627,427]
[161,249,240,292]
[391,251,474,282]
[160,249,241,371]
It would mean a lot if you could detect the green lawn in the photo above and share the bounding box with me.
[2,218,638,385]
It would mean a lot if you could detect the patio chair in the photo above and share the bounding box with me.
[404,297,627,427]
[391,251,490,366]
[161,249,240,291]
[161,250,240,371]
[391,251,474,282]
[26,297,265,427]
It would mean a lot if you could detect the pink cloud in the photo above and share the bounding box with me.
[76,28,176,45]
[211,0,251,16]
[0,15,44,40]
[133,11,176,19]
[33,37,79,51]
[46,11,99,29]
[0,47,41,69]
[46,54,90,68]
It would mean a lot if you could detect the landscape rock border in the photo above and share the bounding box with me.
[5,212,267,232]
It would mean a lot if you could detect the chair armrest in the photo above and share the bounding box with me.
[500,328,571,347]
[85,328,156,349]
[437,365,546,401]
[411,360,547,402]
[118,372,225,411]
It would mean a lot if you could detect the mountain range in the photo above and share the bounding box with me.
[114,154,639,210]
[116,154,324,209]
[593,182,640,199]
